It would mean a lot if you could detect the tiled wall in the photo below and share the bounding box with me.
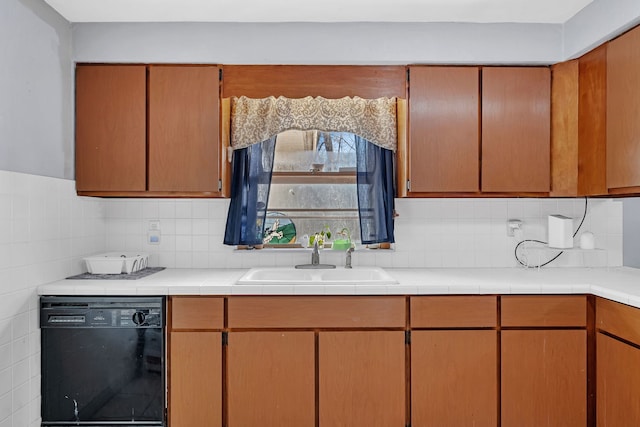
[104,197,622,269]
[0,171,105,427]
[0,174,625,427]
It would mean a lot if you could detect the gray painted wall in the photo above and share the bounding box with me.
[564,0,640,58]
[1,0,73,179]
[72,22,563,65]
[624,199,640,267]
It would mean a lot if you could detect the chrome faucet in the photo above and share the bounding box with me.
[295,240,336,269]
[345,246,354,269]
[311,240,320,265]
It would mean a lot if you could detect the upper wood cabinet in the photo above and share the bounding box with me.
[76,65,147,192]
[405,66,550,196]
[607,25,640,192]
[408,66,480,193]
[482,67,551,193]
[75,64,222,197]
[550,45,608,197]
[148,65,221,193]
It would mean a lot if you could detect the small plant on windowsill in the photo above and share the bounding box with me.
[309,225,332,248]
[332,227,353,251]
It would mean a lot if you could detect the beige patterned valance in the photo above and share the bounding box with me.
[231,96,397,151]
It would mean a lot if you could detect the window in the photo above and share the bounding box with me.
[223,95,398,248]
[264,130,359,247]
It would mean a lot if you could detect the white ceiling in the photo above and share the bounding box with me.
[44,0,593,24]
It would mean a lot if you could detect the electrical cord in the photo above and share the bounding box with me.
[514,197,588,268]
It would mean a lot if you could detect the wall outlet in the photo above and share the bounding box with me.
[507,219,523,237]
[149,220,161,231]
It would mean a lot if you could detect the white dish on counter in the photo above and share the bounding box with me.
[84,252,149,274]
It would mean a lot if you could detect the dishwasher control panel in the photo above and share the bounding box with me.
[40,296,164,328]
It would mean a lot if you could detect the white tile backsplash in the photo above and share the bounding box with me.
[101,196,623,269]
[0,171,106,426]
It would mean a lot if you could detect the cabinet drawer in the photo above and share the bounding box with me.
[597,297,640,345]
[501,296,586,327]
[228,296,406,329]
[171,297,224,330]
[411,296,497,328]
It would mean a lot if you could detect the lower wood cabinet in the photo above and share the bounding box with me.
[500,296,587,427]
[319,331,406,427]
[501,329,587,427]
[167,294,623,427]
[596,333,640,425]
[412,330,497,426]
[169,297,224,427]
[410,296,498,427]
[169,331,222,426]
[596,297,640,426]
[227,331,316,427]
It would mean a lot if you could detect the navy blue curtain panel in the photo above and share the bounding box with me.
[355,136,396,244]
[223,138,276,246]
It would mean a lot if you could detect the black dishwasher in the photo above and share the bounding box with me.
[40,296,166,427]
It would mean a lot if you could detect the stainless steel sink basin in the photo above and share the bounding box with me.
[235,266,397,285]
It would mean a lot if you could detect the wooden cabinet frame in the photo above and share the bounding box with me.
[167,294,619,427]
[76,64,225,198]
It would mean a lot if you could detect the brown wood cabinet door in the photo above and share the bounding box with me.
[597,333,640,426]
[227,331,316,427]
[607,26,640,190]
[481,67,551,193]
[501,330,586,427]
[169,331,222,426]
[408,66,480,193]
[148,65,220,192]
[319,331,405,427]
[75,65,146,192]
[412,330,497,427]
[578,45,607,196]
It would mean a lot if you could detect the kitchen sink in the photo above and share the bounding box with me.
[235,266,397,285]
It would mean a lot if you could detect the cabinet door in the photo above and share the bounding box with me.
[148,65,221,192]
[227,331,315,427]
[75,65,147,192]
[319,331,405,427]
[501,330,586,427]
[408,66,480,193]
[169,331,222,426]
[412,330,497,427]
[607,26,640,190]
[597,333,640,426]
[482,67,550,193]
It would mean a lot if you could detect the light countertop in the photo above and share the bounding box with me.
[37,267,640,309]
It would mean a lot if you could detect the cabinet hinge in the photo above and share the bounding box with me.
[218,179,223,192]
[222,331,228,346]
[406,180,411,191]
[219,68,223,81]
[405,330,411,345]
